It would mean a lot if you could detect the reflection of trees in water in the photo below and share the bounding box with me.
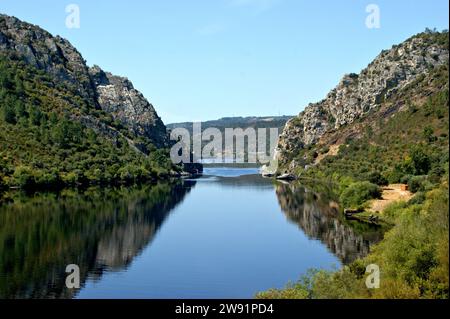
[275,183,383,265]
[0,181,194,299]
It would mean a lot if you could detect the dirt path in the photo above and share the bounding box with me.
[369,184,414,213]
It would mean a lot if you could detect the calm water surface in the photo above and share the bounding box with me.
[0,167,382,299]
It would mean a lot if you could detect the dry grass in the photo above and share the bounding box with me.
[368,184,414,212]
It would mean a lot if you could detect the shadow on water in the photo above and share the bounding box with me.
[275,181,385,265]
[0,180,195,299]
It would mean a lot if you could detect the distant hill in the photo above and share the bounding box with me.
[167,115,293,132]
[167,116,294,163]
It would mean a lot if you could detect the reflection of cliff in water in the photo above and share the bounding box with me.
[0,181,194,299]
[275,183,383,265]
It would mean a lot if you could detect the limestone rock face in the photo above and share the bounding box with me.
[0,14,168,148]
[0,14,96,104]
[278,31,449,169]
[89,66,168,147]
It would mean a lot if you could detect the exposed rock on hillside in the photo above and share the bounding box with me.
[0,14,96,104]
[89,66,168,147]
[278,31,449,171]
[0,14,168,149]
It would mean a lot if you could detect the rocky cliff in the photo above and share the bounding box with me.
[277,30,449,172]
[89,66,168,147]
[0,14,168,149]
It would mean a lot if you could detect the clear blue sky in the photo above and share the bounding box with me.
[1,0,448,124]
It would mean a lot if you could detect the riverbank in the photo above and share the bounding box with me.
[257,175,449,299]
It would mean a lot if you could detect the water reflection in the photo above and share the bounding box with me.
[0,181,194,299]
[0,171,386,299]
[275,182,384,264]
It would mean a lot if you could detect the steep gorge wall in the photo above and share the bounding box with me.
[277,31,449,171]
[0,14,168,148]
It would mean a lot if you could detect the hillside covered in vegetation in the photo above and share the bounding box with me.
[0,15,177,193]
[259,30,449,299]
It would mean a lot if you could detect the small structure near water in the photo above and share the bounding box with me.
[182,162,204,176]
[344,208,364,218]
[276,173,297,181]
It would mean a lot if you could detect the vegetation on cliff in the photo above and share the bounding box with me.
[260,30,449,299]
[0,53,175,191]
[298,63,449,204]
[0,14,181,193]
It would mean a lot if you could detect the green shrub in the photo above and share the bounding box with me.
[340,181,382,208]
[12,166,35,189]
[61,171,80,185]
[429,165,446,183]
[387,167,404,184]
[423,126,437,143]
[408,176,429,193]
[409,146,431,175]
[408,192,426,205]
[368,171,389,186]
[34,169,60,187]
[382,201,409,221]
[400,174,413,184]
[1,99,16,124]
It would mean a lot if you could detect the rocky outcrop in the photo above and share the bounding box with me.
[277,31,449,170]
[0,14,96,104]
[0,14,168,149]
[89,66,168,147]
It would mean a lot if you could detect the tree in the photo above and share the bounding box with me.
[12,166,35,189]
[29,106,43,126]
[368,171,389,186]
[340,181,382,208]
[1,96,17,124]
[410,146,431,175]
[423,126,436,143]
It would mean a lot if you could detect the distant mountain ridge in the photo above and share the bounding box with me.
[168,116,293,163]
[167,115,293,131]
[167,115,294,149]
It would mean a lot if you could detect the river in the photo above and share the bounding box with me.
[0,167,383,299]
